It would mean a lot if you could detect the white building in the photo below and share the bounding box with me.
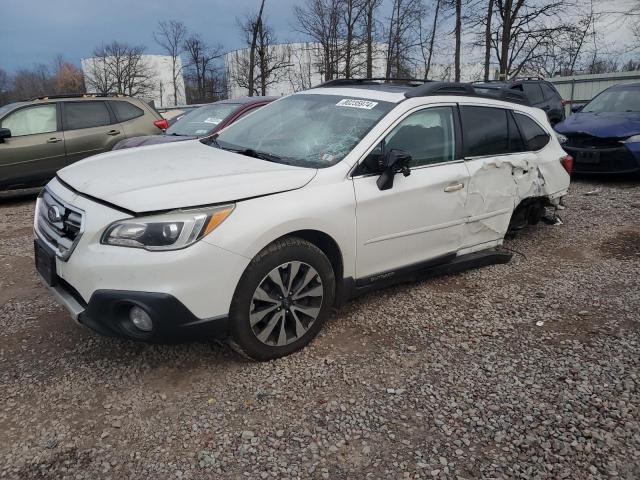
[224,42,388,99]
[81,54,186,108]
[225,42,490,99]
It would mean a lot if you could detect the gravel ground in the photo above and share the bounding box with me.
[0,179,639,479]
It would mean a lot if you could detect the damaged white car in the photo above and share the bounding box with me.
[34,80,571,360]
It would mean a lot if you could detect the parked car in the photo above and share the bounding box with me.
[156,104,206,126]
[34,80,570,360]
[113,97,276,150]
[0,94,165,193]
[473,77,566,125]
[554,82,640,175]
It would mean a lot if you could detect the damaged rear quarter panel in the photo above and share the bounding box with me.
[463,109,570,244]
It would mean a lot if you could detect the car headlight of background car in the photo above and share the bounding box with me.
[623,134,640,144]
[101,205,234,251]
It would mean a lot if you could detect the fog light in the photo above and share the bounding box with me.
[129,306,153,332]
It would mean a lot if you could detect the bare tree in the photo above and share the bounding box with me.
[341,0,367,78]
[9,65,52,100]
[363,0,383,77]
[483,0,494,80]
[247,0,267,96]
[154,20,187,105]
[0,69,11,106]
[183,34,224,102]
[419,0,442,79]
[295,0,342,80]
[233,12,292,95]
[492,0,571,79]
[453,0,462,81]
[385,0,423,78]
[52,55,85,94]
[85,42,153,97]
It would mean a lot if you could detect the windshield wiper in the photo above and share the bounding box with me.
[205,136,293,165]
[236,148,284,163]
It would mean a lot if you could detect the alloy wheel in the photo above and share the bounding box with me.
[249,261,324,346]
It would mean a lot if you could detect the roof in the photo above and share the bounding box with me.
[220,96,279,105]
[304,79,530,105]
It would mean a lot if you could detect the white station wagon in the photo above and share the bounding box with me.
[34,80,571,360]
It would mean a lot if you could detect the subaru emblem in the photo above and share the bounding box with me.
[47,205,62,223]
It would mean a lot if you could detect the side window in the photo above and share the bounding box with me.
[1,104,57,136]
[460,106,509,157]
[64,101,112,130]
[522,83,544,104]
[541,83,559,100]
[507,111,526,153]
[514,113,550,151]
[384,107,456,168]
[110,101,144,122]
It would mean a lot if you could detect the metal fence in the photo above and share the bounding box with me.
[548,70,640,115]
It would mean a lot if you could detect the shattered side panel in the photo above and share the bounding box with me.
[462,151,563,247]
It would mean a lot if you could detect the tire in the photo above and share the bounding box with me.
[228,237,335,361]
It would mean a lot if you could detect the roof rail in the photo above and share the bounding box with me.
[315,77,432,88]
[404,81,530,105]
[404,82,475,98]
[510,76,545,81]
[27,92,130,101]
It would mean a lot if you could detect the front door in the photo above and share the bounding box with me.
[0,103,66,190]
[62,100,124,164]
[353,105,469,281]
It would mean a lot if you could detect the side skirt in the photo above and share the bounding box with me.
[336,249,513,306]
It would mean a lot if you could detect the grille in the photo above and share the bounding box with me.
[564,134,624,149]
[34,189,85,261]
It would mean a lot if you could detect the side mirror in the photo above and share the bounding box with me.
[0,128,11,143]
[376,148,412,191]
[571,104,583,113]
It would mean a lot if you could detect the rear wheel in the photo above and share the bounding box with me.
[228,237,335,361]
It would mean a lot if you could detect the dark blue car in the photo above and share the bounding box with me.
[554,83,640,174]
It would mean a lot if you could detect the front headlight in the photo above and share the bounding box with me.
[101,204,234,251]
[555,133,568,145]
[623,134,640,144]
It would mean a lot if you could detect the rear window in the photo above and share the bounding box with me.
[541,83,558,100]
[514,113,550,151]
[166,103,240,136]
[522,83,544,104]
[460,106,509,157]
[64,101,112,130]
[110,100,144,122]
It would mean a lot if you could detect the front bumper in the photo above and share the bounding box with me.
[41,273,229,342]
[564,144,640,174]
[36,178,250,341]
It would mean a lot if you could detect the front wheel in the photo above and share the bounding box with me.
[228,237,335,361]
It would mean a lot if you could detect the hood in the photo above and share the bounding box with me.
[555,111,640,138]
[113,134,197,150]
[58,140,317,213]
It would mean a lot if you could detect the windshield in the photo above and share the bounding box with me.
[583,87,640,113]
[166,103,239,136]
[214,94,395,168]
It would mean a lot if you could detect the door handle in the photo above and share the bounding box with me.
[46,137,62,143]
[106,130,121,136]
[444,182,464,192]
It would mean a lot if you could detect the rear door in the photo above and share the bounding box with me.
[62,100,124,164]
[353,105,469,280]
[460,105,530,248]
[109,99,157,137]
[0,103,65,190]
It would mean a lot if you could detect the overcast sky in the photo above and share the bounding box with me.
[0,0,635,74]
[0,0,306,73]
